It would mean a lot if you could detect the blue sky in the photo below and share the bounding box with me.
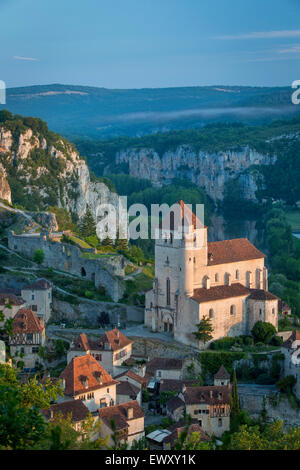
[1,0,300,88]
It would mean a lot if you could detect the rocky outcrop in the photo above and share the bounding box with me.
[115,145,276,201]
[29,211,59,231]
[0,163,11,204]
[0,124,120,221]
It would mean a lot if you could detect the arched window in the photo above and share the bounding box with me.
[166,278,170,306]
[209,308,214,319]
[236,270,240,280]
[81,267,86,277]
[230,305,236,316]
[215,273,219,282]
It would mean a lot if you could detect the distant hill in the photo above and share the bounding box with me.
[0,83,298,139]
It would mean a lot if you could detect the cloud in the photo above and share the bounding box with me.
[214,30,300,40]
[277,45,300,54]
[13,56,38,61]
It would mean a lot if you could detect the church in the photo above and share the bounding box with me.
[144,201,278,349]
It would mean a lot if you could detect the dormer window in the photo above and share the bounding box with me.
[80,375,89,389]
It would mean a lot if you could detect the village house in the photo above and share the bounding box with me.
[9,308,46,370]
[166,366,231,437]
[59,354,118,413]
[281,330,300,399]
[146,418,210,450]
[116,381,142,406]
[98,400,144,448]
[21,278,52,323]
[146,357,184,382]
[43,399,90,433]
[113,369,150,391]
[0,290,26,322]
[145,200,279,349]
[67,329,133,375]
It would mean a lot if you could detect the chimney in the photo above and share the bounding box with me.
[127,407,133,420]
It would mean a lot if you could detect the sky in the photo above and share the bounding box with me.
[1,0,300,89]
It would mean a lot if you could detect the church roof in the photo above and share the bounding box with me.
[248,289,278,301]
[207,238,266,265]
[191,283,250,303]
[159,200,206,231]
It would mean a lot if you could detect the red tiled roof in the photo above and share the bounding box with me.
[22,278,52,290]
[184,385,231,405]
[214,365,230,380]
[248,289,279,301]
[166,396,184,412]
[43,399,90,423]
[192,283,250,303]
[12,308,44,334]
[207,238,266,266]
[71,329,132,353]
[0,293,25,306]
[60,354,118,396]
[117,381,140,398]
[159,379,199,393]
[71,333,91,352]
[114,370,150,388]
[146,358,183,375]
[98,400,144,431]
[163,422,210,446]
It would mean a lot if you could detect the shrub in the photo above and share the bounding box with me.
[251,321,277,344]
[271,336,283,346]
[33,248,44,264]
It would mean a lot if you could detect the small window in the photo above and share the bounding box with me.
[259,309,262,315]
[230,305,236,316]
[107,388,109,393]
[199,420,202,427]
[209,309,214,319]
[193,257,196,264]
[272,308,275,315]
[31,294,35,301]
[236,270,240,280]
[215,273,219,282]
[194,410,198,415]
[218,418,222,427]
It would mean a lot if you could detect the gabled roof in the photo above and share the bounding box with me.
[159,379,199,393]
[60,354,118,396]
[207,238,266,266]
[117,381,140,398]
[192,283,250,303]
[114,369,150,388]
[184,385,231,405]
[163,422,210,446]
[43,399,89,423]
[71,333,91,352]
[22,278,52,290]
[98,400,144,431]
[166,396,184,412]
[146,357,183,375]
[71,329,133,353]
[282,330,300,349]
[159,200,205,231]
[214,365,230,380]
[12,308,44,334]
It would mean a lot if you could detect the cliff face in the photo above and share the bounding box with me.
[115,145,276,201]
[0,125,119,220]
[0,162,11,204]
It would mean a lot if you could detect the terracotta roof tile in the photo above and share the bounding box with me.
[98,400,144,431]
[0,293,25,306]
[22,278,52,290]
[166,396,184,412]
[60,354,118,396]
[248,289,279,301]
[43,399,90,423]
[12,308,44,334]
[160,379,199,393]
[163,422,210,446]
[184,385,231,405]
[192,283,250,303]
[114,370,150,388]
[71,329,132,353]
[117,381,140,398]
[207,238,266,265]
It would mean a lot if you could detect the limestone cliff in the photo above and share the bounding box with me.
[0,120,120,220]
[114,145,276,201]
[0,162,11,204]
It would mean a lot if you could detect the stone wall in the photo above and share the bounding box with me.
[52,297,144,326]
[8,230,125,301]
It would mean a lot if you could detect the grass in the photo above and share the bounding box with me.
[81,252,113,259]
[67,234,92,249]
[286,209,300,231]
[121,271,154,305]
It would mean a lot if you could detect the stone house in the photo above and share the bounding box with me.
[281,330,300,399]
[166,366,231,438]
[98,400,144,448]
[146,357,184,382]
[113,369,150,391]
[145,200,279,349]
[43,399,90,433]
[67,329,133,375]
[0,291,26,322]
[116,381,142,406]
[59,354,118,413]
[9,308,46,370]
[21,279,52,323]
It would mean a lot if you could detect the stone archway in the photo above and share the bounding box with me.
[81,267,86,277]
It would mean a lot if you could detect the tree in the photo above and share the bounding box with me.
[276,375,297,394]
[33,248,45,264]
[79,205,96,238]
[251,321,277,344]
[193,316,214,344]
[230,369,240,419]
[115,231,128,251]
